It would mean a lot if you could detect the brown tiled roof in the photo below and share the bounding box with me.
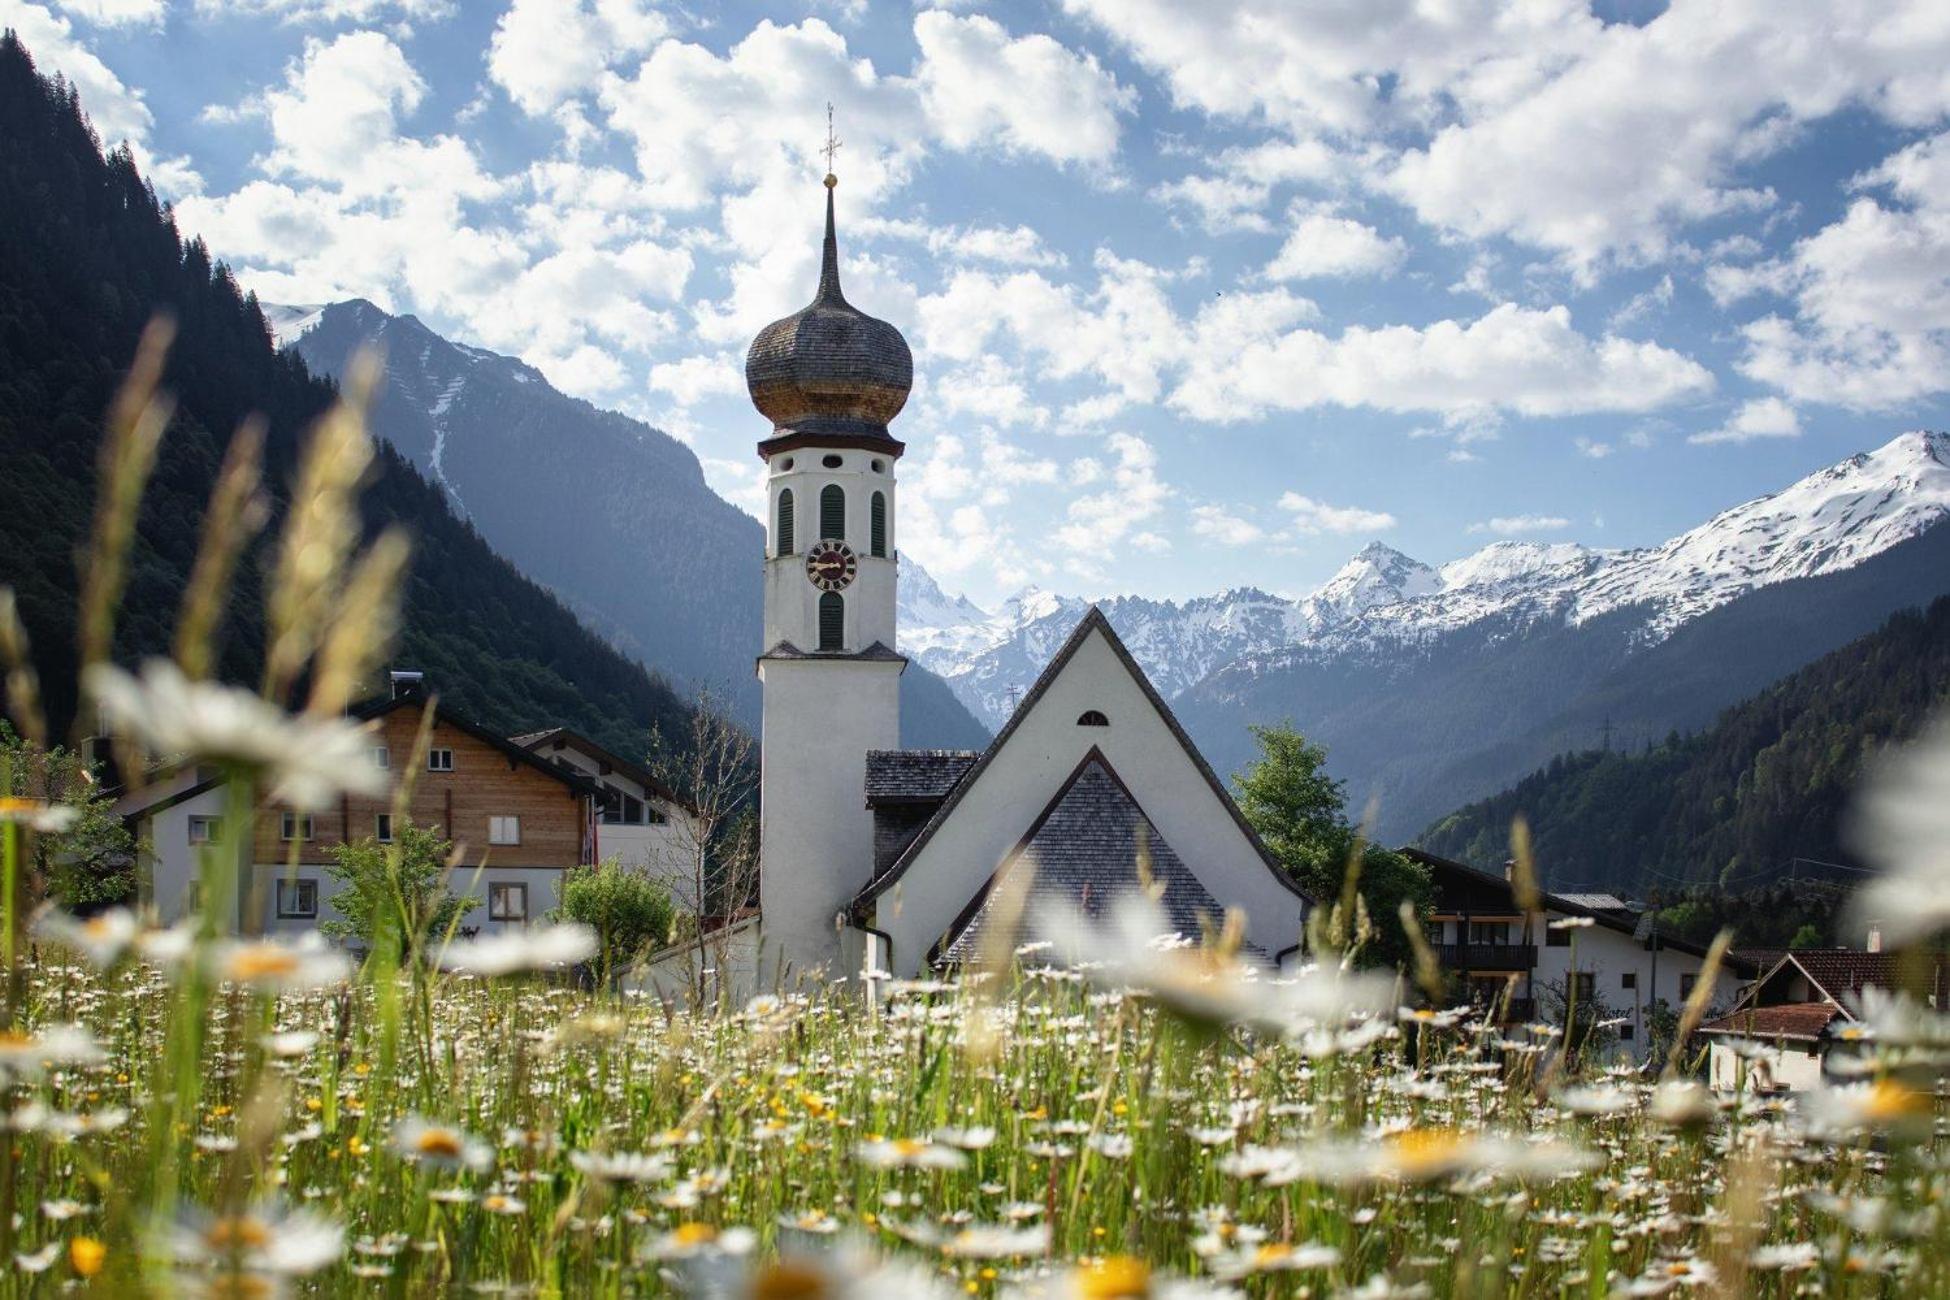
[1785,950,1950,1005]
[1699,1002,1842,1041]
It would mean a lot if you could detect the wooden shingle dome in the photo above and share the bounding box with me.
[746,176,912,455]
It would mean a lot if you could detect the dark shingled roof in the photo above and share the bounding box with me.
[865,750,980,805]
[934,751,1240,966]
[1776,950,1950,1005]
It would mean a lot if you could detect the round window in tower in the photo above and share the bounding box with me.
[778,457,794,472]
[871,459,885,473]
[822,454,844,469]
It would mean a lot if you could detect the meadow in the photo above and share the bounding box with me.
[2,337,1947,1298]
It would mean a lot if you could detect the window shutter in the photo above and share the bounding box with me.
[820,484,845,540]
[818,592,844,651]
[776,489,795,556]
[869,491,887,557]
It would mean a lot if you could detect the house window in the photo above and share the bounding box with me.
[776,488,795,556]
[646,802,667,825]
[374,814,394,843]
[428,748,454,772]
[489,816,521,846]
[869,491,887,557]
[820,484,845,540]
[370,745,390,769]
[1545,925,1571,947]
[1569,972,1596,1002]
[818,592,844,652]
[1077,710,1109,727]
[276,878,318,919]
[188,815,221,845]
[1680,973,1698,1001]
[279,812,314,842]
[1469,921,1511,945]
[489,883,528,922]
[1423,919,1445,946]
[1621,972,1637,990]
[1619,1022,1635,1042]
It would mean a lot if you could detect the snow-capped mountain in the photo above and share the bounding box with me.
[905,431,1950,733]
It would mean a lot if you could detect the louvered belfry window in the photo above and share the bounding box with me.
[776,488,795,556]
[820,484,845,540]
[869,491,887,557]
[818,592,844,651]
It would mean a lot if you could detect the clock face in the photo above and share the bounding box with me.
[805,539,857,591]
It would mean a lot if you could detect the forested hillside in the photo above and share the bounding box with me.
[0,34,694,762]
[1417,594,1950,891]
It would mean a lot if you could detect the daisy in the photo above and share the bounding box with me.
[34,908,137,968]
[436,925,596,976]
[570,1150,675,1183]
[0,798,77,833]
[172,1205,343,1275]
[390,1118,492,1173]
[855,1138,966,1171]
[85,660,386,810]
[0,1024,105,1080]
[211,937,349,991]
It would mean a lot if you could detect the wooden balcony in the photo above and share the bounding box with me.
[1439,942,1538,971]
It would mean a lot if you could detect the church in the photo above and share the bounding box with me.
[711,170,1310,988]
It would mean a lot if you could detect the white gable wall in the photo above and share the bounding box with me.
[867,624,1306,974]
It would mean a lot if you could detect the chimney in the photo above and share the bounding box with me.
[1502,858,1516,883]
[1866,923,1883,954]
[390,670,426,701]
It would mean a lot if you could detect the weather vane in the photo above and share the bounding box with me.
[821,102,842,184]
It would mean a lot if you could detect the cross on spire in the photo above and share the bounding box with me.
[821,102,841,180]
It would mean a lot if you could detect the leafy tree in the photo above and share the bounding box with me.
[0,726,134,909]
[320,821,471,950]
[1235,723,1433,968]
[553,859,675,988]
[1788,922,1825,950]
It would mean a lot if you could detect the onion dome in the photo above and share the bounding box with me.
[747,175,913,458]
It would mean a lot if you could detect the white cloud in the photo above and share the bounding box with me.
[1263,210,1405,281]
[190,0,453,22]
[1054,431,1169,561]
[2,1,150,143]
[53,0,162,25]
[648,352,744,406]
[912,11,1133,166]
[1190,504,1264,546]
[1688,396,1801,445]
[1277,493,1395,536]
[487,0,667,118]
[1468,514,1571,536]
[1153,137,1341,233]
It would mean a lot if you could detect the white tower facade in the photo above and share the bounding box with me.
[746,174,911,981]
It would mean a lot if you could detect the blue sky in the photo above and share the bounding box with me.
[9,0,1950,608]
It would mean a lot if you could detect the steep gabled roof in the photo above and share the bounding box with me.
[932,749,1241,966]
[349,692,603,798]
[509,726,692,811]
[850,606,1306,915]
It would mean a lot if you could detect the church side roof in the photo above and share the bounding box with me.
[865,749,981,804]
[933,749,1245,966]
[849,606,1307,915]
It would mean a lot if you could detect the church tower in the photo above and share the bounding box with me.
[746,167,911,980]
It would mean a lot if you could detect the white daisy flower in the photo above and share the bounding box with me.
[437,924,596,976]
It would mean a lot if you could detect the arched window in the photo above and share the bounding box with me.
[869,491,887,557]
[776,488,795,556]
[1077,710,1109,727]
[820,484,845,540]
[818,592,844,651]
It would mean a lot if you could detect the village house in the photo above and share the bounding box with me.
[1698,946,1949,1091]
[116,673,614,938]
[1403,848,1753,1052]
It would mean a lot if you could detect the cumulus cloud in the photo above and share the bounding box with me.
[1190,504,1264,546]
[190,0,453,22]
[1278,493,1395,536]
[487,0,667,119]
[53,0,163,24]
[1689,396,1801,445]
[1054,432,1169,562]
[912,10,1133,166]
[1469,514,1571,536]
[1263,210,1405,281]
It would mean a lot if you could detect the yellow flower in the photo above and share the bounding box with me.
[1078,1256,1151,1299]
[69,1236,106,1277]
